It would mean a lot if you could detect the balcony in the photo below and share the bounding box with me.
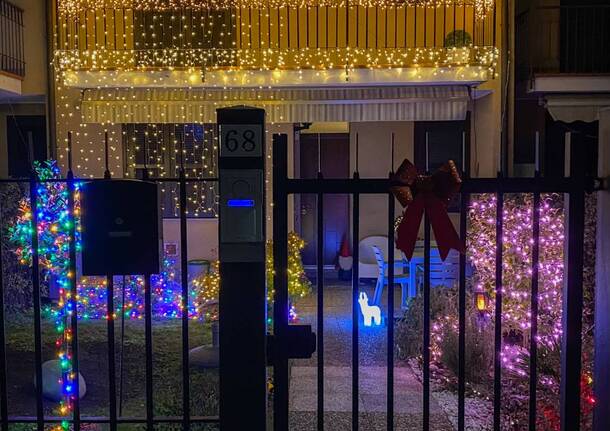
[0,0,24,94]
[517,3,610,93]
[53,0,499,88]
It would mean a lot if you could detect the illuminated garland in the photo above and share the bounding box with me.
[58,0,496,17]
[77,256,201,320]
[8,161,81,430]
[8,161,200,430]
[55,46,499,75]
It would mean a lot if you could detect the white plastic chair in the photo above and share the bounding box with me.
[371,245,411,309]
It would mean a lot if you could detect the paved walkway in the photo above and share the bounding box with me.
[288,278,453,430]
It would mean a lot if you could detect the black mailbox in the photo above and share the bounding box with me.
[80,179,161,276]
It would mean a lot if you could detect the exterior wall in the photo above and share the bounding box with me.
[122,121,294,262]
[7,0,48,96]
[55,87,123,178]
[0,0,48,177]
[473,90,502,177]
[349,121,414,242]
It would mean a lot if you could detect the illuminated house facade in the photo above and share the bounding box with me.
[47,0,504,262]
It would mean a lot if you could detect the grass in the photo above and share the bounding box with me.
[4,313,219,430]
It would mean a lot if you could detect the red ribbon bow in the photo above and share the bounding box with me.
[390,159,465,261]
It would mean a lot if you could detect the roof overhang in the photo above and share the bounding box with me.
[543,94,610,123]
[528,74,610,94]
[62,66,491,89]
[80,85,487,124]
[527,74,610,123]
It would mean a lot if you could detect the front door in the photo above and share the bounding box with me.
[299,133,349,266]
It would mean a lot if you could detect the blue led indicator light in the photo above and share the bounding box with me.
[228,199,255,207]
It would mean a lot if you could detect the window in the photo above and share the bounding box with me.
[414,119,469,175]
[414,118,469,212]
[122,123,218,218]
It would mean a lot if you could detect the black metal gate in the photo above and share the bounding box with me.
[0,131,596,430]
[271,133,591,431]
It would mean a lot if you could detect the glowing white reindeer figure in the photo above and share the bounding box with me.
[358,292,382,327]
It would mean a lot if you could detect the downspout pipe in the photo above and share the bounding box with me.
[45,0,57,160]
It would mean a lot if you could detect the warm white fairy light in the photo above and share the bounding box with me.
[58,0,496,18]
[55,46,498,75]
[52,0,498,208]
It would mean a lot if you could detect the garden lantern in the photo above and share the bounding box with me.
[475,290,489,313]
[473,287,490,328]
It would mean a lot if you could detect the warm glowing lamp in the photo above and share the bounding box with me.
[475,291,488,312]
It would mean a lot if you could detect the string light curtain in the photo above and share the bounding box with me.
[122,123,218,217]
[54,0,498,73]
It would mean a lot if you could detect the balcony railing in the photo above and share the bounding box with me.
[0,0,24,77]
[516,4,610,79]
[53,1,498,74]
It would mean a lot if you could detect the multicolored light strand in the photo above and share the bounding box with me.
[9,160,81,429]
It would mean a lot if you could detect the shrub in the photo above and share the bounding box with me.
[395,285,494,385]
[444,30,472,47]
[437,306,494,385]
[395,285,458,360]
[1,183,33,311]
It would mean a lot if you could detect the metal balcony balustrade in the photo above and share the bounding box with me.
[0,0,25,78]
[53,0,498,74]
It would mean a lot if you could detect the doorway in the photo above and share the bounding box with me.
[298,132,349,266]
[6,115,47,177]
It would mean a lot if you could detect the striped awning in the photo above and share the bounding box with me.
[81,85,471,124]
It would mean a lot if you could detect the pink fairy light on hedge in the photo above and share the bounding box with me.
[467,193,565,372]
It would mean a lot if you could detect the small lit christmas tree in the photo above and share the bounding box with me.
[197,232,311,322]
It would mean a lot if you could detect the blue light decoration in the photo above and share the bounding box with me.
[227,198,255,207]
[358,291,382,327]
[77,256,201,320]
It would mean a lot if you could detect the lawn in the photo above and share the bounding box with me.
[4,313,219,430]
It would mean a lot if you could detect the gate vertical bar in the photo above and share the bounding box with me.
[179,155,190,431]
[560,174,585,429]
[493,189,504,431]
[144,274,154,429]
[273,133,290,431]
[67,165,80,430]
[0,197,8,431]
[387,191,395,431]
[30,172,44,431]
[104,134,118,431]
[106,275,117,431]
[317,172,325,431]
[458,192,469,431]
[352,172,360,431]
[528,187,541,431]
[423,215,431,431]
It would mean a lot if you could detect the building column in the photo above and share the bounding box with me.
[594,107,610,431]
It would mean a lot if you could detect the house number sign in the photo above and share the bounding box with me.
[219,124,263,157]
